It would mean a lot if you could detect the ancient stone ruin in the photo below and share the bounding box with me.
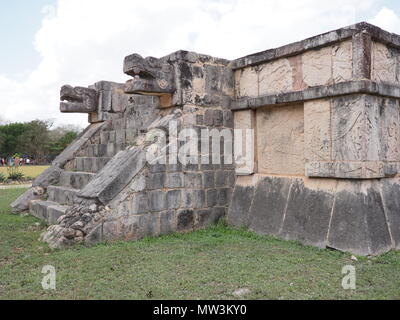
[11,22,400,256]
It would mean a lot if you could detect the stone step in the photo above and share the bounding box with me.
[47,185,80,205]
[72,157,112,173]
[29,200,69,225]
[84,143,128,157]
[60,171,96,189]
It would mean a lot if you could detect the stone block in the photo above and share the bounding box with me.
[203,171,215,188]
[160,211,176,235]
[149,163,166,173]
[130,192,149,214]
[165,172,183,189]
[167,190,182,209]
[213,110,223,127]
[331,95,380,161]
[206,189,218,207]
[204,109,215,126]
[223,110,234,128]
[196,207,225,228]
[183,190,205,209]
[248,176,292,236]
[302,45,332,87]
[177,209,195,231]
[227,177,256,228]
[146,173,166,190]
[381,178,400,250]
[215,170,229,187]
[372,41,399,84]
[280,179,336,248]
[236,67,258,98]
[184,172,203,188]
[217,188,232,206]
[259,58,292,95]
[234,110,256,175]
[149,190,166,212]
[115,129,126,144]
[327,180,392,256]
[257,104,304,175]
[304,99,331,162]
[332,40,353,83]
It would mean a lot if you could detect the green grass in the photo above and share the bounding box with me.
[0,188,400,300]
[0,166,49,180]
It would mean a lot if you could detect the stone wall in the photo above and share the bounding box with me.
[235,40,353,98]
[228,22,400,256]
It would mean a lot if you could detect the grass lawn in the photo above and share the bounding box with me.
[0,188,399,300]
[0,166,49,180]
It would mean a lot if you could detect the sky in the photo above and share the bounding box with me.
[1,0,400,128]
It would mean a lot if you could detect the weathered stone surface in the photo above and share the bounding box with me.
[331,94,380,161]
[227,177,257,228]
[234,110,255,175]
[130,192,149,214]
[248,176,291,236]
[78,148,146,204]
[160,211,176,235]
[230,80,400,111]
[149,191,166,212]
[123,54,175,94]
[305,161,397,179]
[47,186,80,206]
[12,187,45,213]
[372,42,399,84]
[167,190,182,209]
[235,67,258,98]
[332,40,353,83]
[257,104,304,175]
[259,58,292,95]
[196,207,225,228]
[280,179,336,248]
[302,46,332,87]
[177,209,195,231]
[352,32,371,79]
[380,179,400,250]
[304,99,331,162]
[60,85,98,113]
[59,171,95,189]
[182,190,205,209]
[327,180,392,256]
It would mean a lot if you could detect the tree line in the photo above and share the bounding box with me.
[0,119,82,165]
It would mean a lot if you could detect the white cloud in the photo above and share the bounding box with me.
[369,7,400,33]
[0,0,382,127]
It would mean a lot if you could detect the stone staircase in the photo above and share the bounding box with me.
[28,122,129,225]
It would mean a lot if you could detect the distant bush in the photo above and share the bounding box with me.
[0,172,6,183]
[6,166,25,181]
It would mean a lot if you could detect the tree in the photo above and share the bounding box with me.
[17,120,52,164]
[48,130,79,159]
[0,120,82,163]
[0,122,30,158]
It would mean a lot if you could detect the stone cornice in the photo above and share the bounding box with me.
[230,80,400,110]
[230,22,400,70]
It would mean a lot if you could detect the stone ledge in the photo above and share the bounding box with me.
[231,22,400,70]
[306,161,400,179]
[230,80,400,110]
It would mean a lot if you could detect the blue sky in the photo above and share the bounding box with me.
[1,0,400,127]
[0,0,57,80]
